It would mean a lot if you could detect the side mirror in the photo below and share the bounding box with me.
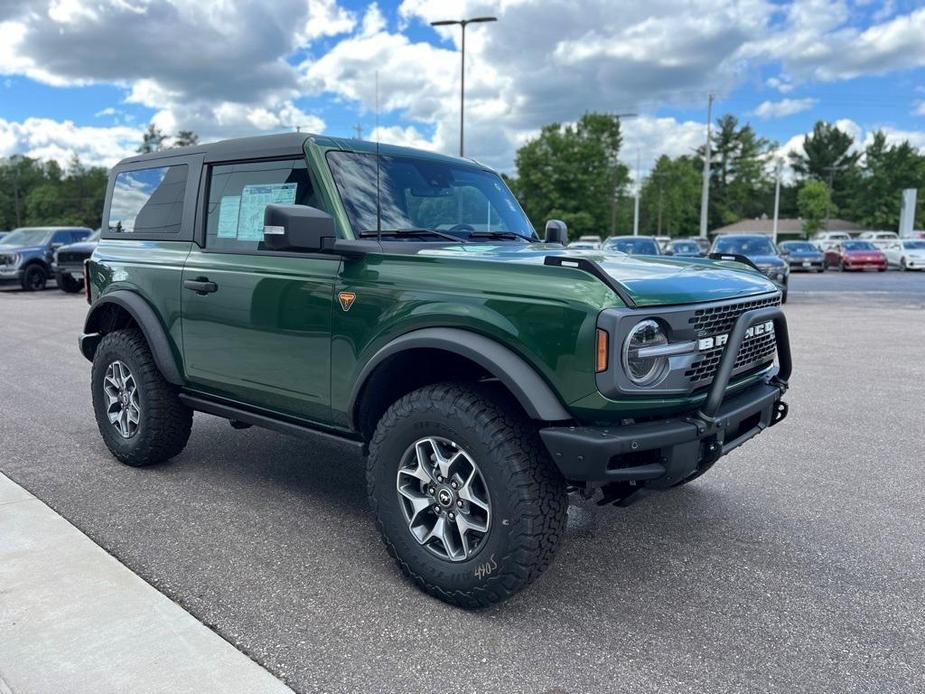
[263,204,335,252]
[544,219,568,245]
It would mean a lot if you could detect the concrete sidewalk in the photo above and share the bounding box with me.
[0,473,293,694]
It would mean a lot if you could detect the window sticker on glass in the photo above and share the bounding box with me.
[237,183,297,241]
[217,196,241,238]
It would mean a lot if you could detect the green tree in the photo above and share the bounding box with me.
[639,155,702,235]
[173,130,200,148]
[138,123,168,154]
[798,180,832,234]
[789,121,860,216]
[697,114,772,228]
[849,130,925,230]
[509,112,630,239]
[0,155,108,230]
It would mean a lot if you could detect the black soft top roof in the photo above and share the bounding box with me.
[114,132,310,167]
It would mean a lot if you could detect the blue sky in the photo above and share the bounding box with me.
[2,0,924,176]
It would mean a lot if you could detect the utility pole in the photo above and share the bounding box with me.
[823,162,847,232]
[609,112,638,235]
[633,150,641,236]
[430,16,498,157]
[772,158,783,244]
[699,93,714,239]
[352,124,364,139]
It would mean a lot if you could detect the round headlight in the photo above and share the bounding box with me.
[622,319,669,387]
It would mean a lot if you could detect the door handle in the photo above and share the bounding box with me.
[183,278,218,295]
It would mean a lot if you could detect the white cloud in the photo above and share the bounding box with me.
[747,2,925,82]
[0,117,142,168]
[752,98,818,119]
[766,76,794,93]
[914,101,925,116]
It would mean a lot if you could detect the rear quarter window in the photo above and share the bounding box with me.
[106,165,188,238]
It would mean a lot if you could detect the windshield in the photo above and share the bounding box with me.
[902,240,925,250]
[671,241,700,253]
[605,237,660,255]
[713,236,776,255]
[782,242,817,252]
[842,241,876,251]
[0,228,53,247]
[327,151,537,241]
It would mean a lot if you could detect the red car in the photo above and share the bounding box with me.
[825,240,887,271]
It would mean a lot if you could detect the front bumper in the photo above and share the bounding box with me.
[788,258,824,271]
[541,306,791,487]
[0,267,23,284]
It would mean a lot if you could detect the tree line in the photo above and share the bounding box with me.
[2,115,923,237]
[0,125,198,231]
[507,114,925,239]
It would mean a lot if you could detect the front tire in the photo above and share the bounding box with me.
[91,329,192,467]
[367,383,568,608]
[20,264,47,291]
[55,271,83,293]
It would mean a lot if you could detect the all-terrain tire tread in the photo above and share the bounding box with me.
[367,382,567,608]
[91,328,192,466]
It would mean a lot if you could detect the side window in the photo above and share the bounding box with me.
[108,165,188,236]
[51,231,71,246]
[205,159,318,253]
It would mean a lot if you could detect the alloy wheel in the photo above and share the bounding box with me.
[396,436,491,562]
[103,360,141,439]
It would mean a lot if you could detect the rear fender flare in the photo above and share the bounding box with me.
[81,290,183,385]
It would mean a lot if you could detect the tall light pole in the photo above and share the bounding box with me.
[633,150,641,236]
[772,158,783,244]
[430,16,497,157]
[699,93,714,239]
[823,161,848,232]
[609,112,638,234]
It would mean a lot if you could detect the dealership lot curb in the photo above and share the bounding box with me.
[0,473,293,694]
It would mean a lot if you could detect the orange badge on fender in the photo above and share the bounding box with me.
[338,291,357,311]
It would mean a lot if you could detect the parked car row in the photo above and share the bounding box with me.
[0,226,99,292]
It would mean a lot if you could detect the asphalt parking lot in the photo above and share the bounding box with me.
[1,272,923,693]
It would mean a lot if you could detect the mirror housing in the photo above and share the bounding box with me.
[545,219,568,245]
[263,204,335,252]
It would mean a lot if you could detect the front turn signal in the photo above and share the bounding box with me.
[596,328,609,372]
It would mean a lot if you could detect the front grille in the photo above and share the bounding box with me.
[57,251,92,264]
[689,294,781,336]
[0,255,10,266]
[684,295,782,385]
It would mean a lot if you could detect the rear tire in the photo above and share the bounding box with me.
[367,383,568,608]
[20,264,47,291]
[55,271,83,293]
[91,329,192,467]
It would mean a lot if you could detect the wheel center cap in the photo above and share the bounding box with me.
[437,488,454,507]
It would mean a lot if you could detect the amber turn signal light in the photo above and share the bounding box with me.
[596,328,609,372]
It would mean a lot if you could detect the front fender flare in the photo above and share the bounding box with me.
[349,327,573,428]
[80,290,183,385]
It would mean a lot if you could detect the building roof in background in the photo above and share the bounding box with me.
[712,218,865,236]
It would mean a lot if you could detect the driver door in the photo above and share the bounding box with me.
[180,158,340,424]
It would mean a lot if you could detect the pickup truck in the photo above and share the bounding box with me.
[80,133,792,607]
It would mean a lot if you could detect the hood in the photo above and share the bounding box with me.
[785,249,823,258]
[744,254,786,267]
[57,240,98,254]
[844,249,883,257]
[0,245,44,254]
[418,243,777,307]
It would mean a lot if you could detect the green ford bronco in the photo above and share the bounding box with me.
[80,133,791,607]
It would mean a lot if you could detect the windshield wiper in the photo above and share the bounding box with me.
[359,229,462,242]
[467,231,531,242]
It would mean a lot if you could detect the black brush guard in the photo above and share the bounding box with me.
[540,306,791,490]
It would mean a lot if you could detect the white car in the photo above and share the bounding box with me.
[567,240,601,250]
[860,231,899,250]
[811,231,851,251]
[884,239,925,271]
